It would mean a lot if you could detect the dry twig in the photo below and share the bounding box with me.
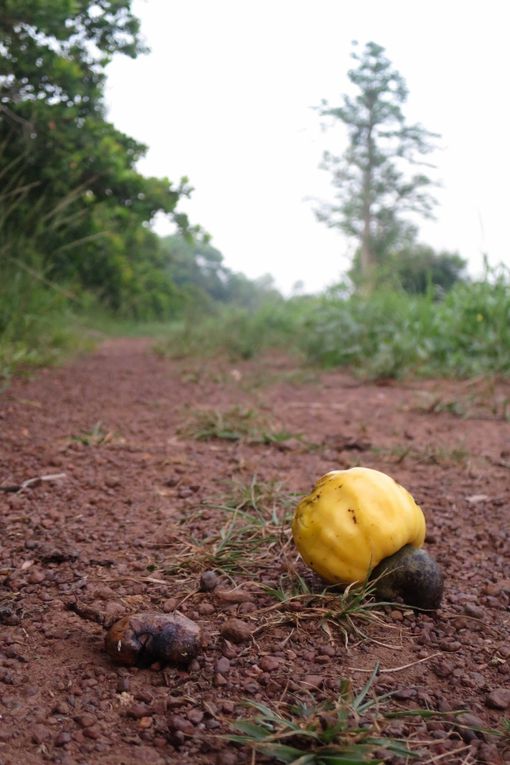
[0,472,67,493]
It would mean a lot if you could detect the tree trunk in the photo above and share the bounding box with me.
[359,119,375,295]
[360,181,375,294]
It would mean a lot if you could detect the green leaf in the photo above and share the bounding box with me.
[318,752,382,765]
[352,663,380,712]
[259,744,315,764]
[232,720,270,740]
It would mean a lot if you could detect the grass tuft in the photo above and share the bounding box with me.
[164,476,297,576]
[226,666,430,763]
[157,270,510,380]
[70,421,116,447]
[155,300,308,362]
[371,443,469,467]
[178,405,300,445]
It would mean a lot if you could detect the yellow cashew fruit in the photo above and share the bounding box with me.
[292,466,447,611]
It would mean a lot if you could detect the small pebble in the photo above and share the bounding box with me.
[127,703,151,719]
[168,714,194,734]
[187,709,204,725]
[116,676,130,693]
[303,675,323,688]
[216,752,238,765]
[439,640,462,652]
[74,714,96,728]
[54,731,72,747]
[456,713,486,743]
[216,657,231,675]
[485,688,510,710]
[28,570,46,584]
[199,570,220,592]
[198,602,215,616]
[485,580,510,597]
[215,589,253,604]
[259,656,283,672]
[392,688,416,701]
[83,726,101,740]
[464,603,484,619]
[478,743,502,763]
[220,618,252,643]
[31,725,51,744]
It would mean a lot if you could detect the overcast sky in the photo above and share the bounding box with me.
[106,0,510,294]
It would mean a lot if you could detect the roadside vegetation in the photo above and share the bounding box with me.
[0,2,278,381]
[2,11,508,385]
[157,265,510,380]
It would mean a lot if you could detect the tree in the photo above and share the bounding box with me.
[160,234,281,309]
[349,243,467,295]
[318,41,439,290]
[389,246,467,295]
[0,1,194,315]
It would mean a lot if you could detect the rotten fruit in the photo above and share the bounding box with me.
[105,612,201,667]
[292,467,443,609]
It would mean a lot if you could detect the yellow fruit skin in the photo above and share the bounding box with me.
[291,467,426,584]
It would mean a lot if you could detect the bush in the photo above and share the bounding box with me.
[155,297,313,362]
[301,270,510,378]
[157,269,510,380]
[0,262,80,379]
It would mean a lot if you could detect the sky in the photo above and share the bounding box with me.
[105,0,510,294]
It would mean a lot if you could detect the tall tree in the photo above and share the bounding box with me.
[318,41,439,290]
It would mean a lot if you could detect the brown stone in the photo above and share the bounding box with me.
[220,618,252,643]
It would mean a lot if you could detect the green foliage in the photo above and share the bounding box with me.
[163,475,296,577]
[318,41,439,286]
[0,0,195,323]
[0,1,275,374]
[349,244,467,294]
[160,234,280,310]
[0,259,87,381]
[156,297,312,361]
[302,271,510,378]
[158,270,510,380]
[389,246,466,294]
[178,405,298,445]
[227,667,423,763]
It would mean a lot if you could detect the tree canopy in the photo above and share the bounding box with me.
[161,235,280,310]
[0,0,196,316]
[348,243,467,295]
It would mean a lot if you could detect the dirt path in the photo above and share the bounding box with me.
[1,339,509,764]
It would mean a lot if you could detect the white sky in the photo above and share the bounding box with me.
[106,0,510,294]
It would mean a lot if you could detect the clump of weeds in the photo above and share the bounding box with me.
[163,476,298,578]
[413,376,510,422]
[372,443,469,467]
[70,420,116,447]
[225,666,469,764]
[178,404,300,445]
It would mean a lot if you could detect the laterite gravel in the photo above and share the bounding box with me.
[0,339,509,764]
